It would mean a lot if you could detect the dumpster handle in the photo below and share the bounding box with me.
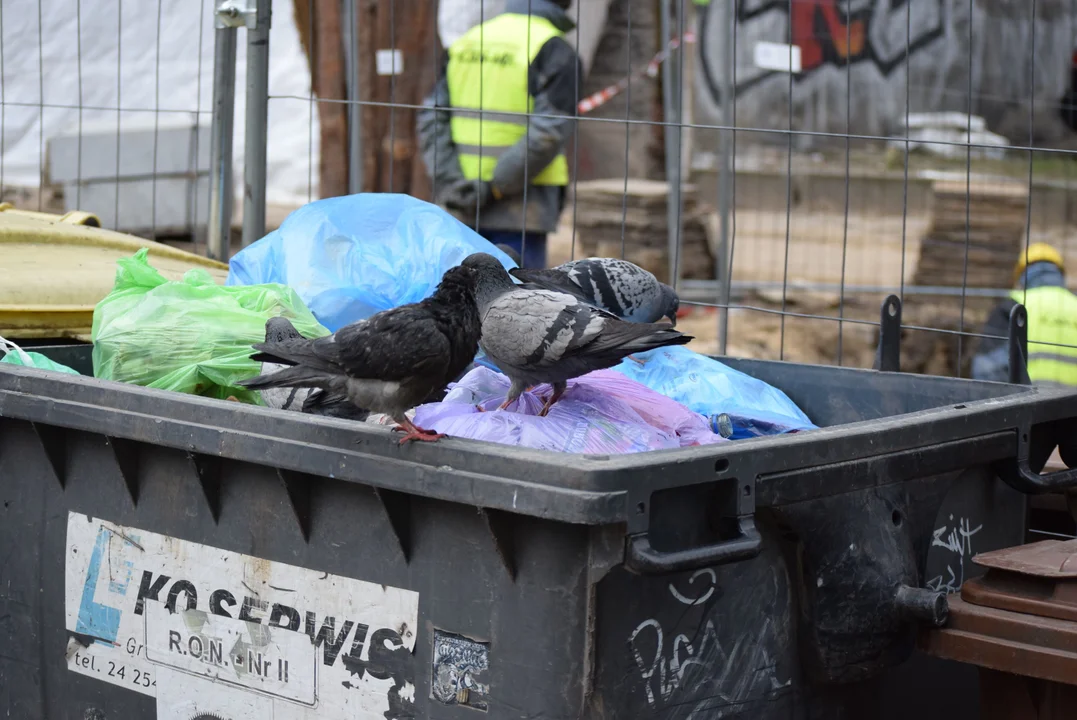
[623,516,762,575]
[994,455,1077,494]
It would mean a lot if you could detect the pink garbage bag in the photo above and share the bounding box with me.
[412,366,726,454]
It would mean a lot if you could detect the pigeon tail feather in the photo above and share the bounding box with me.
[580,322,692,360]
[239,364,338,391]
[251,350,296,366]
[249,336,341,375]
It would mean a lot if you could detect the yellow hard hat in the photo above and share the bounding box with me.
[1014,242,1065,284]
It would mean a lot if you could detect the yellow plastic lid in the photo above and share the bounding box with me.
[0,203,229,341]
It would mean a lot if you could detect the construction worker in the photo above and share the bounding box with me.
[417,0,582,269]
[971,243,1077,388]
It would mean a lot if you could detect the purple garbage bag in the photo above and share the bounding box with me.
[412,367,726,454]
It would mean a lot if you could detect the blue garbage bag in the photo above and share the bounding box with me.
[226,193,518,332]
[610,345,817,439]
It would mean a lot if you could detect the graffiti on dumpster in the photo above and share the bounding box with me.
[627,568,790,711]
[667,567,717,606]
[925,515,983,594]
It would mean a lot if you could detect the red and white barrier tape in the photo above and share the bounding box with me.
[577,30,697,114]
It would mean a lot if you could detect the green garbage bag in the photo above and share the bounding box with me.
[92,248,330,403]
[0,336,81,375]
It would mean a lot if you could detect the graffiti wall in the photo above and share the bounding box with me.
[695,0,1077,144]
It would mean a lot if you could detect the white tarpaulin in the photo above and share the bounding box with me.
[0,0,318,205]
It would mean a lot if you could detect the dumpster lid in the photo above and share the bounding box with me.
[923,541,1077,685]
[918,592,1077,685]
[963,540,1077,622]
[973,539,1077,578]
[0,204,228,341]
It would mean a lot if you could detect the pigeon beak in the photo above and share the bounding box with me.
[664,312,678,327]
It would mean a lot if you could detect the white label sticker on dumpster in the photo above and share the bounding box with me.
[144,601,318,704]
[64,512,420,719]
[155,666,274,719]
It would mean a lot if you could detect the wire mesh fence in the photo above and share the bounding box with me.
[3,0,1077,399]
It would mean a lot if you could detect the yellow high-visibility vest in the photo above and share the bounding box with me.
[446,13,569,187]
[1010,285,1077,387]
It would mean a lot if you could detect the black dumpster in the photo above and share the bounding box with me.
[1,343,1074,720]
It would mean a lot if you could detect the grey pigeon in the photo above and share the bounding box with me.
[510,257,680,325]
[239,264,481,444]
[462,252,693,415]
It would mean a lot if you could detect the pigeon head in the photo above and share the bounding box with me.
[658,283,680,326]
[265,316,304,343]
[462,252,516,309]
[432,263,479,304]
[462,252,508,274]
[440,262,478,286]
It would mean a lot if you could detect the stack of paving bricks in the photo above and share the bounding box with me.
[571,178,715,283]
[911,180,1029,290]
[901,180,1029,377]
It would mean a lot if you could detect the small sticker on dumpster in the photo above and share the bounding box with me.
[64,512,420,719]
[432,630,490,711]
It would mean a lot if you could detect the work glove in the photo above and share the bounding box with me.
[439,179,477,212]
[440,179,499,215]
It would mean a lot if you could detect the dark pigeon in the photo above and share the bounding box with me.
[255,316,307,411]
[240,264,481,444]
[494,243,522,267]
[510,257,680,325]
[300,387,371,421]
[462,252,693,415]
[255,317,370,421]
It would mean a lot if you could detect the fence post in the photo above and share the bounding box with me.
[660,0,683,287]
[716,0,734,355]
[342,0,363,195]
[207,2,239,261]
[242,0,272,247]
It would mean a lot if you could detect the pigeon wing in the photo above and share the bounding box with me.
[568,258,659,319]
[250,333,346,375]
[332,305,452,382]
[481,288,614,370]
[508,267,592,304]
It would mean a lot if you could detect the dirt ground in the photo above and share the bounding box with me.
[675,296,882,368]
[546,203,1077,374]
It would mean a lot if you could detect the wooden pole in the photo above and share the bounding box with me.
[292,0,349,199]
[294,0,448,199]
[293,0,312,65]
[411,10,441,202]
[357,0,440,197]
[315,1,349,198]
